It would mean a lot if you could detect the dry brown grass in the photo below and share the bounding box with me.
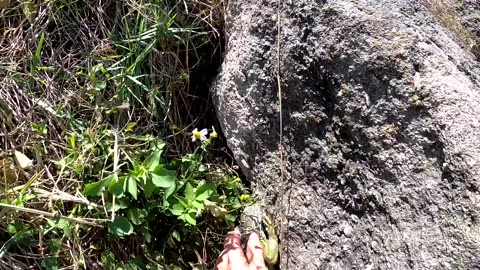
[424,0,478,51]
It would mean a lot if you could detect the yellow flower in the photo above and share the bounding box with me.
[240,194,250,201]
[210,126,218,139]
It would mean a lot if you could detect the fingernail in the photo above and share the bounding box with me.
[234,226,241,236]
[248,232,260,241]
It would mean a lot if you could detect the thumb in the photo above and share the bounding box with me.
[246,233,266,269]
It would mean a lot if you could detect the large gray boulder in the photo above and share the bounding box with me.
[212,0,480,269]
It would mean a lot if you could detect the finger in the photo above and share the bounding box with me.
[224,230,242,247]
[215,249,229,270]
[223,231,248,270]
[246,232,261,262]
[246,233,266,269]
[216,230,242,270]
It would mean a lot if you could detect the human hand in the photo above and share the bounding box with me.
[215,229,266,270]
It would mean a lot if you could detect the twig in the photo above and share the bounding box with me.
[0,203,108,227]
[276,0,288,267]
[111,130,119,221]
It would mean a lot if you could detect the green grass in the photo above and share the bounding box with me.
[0,0,250,269]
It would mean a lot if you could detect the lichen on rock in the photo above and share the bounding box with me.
[213,0,480,269]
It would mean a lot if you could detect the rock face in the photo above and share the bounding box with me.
[212,0,480,269]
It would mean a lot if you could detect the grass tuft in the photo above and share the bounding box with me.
[424,0,479,56]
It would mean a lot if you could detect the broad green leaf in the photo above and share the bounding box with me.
[105,200,128,212]
[170,204,184,216]
[164,183,176,200]
[47,219,72,238]
[163,198,170,208]
[142,175,156,198]
[108,216,133,237]
[7,221,24,235]
[93,80,106,91]
[62,221,72,239]
[101,251,116,269]
[181,154,194,163]
[108,176,126,197]
[198,164,207,172]
[231,198,243,209]
[127,208,147,225]
[145,140,166,170]
[22,193,36,202]
[195,183,215,202]
[130,161,147,180]
[175,196,189,208]
[185,182,195,202]
[151,140,166,151]
[191,200,204,210]
[83,175,114,196]
[92,63,104,74]
[183,212,196,226]
[144,150,162,171]
[48,239,62,253]
[41,257,58,270]
[225,214,236,223]
[151,170,176,188]
[126,176,138,200]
